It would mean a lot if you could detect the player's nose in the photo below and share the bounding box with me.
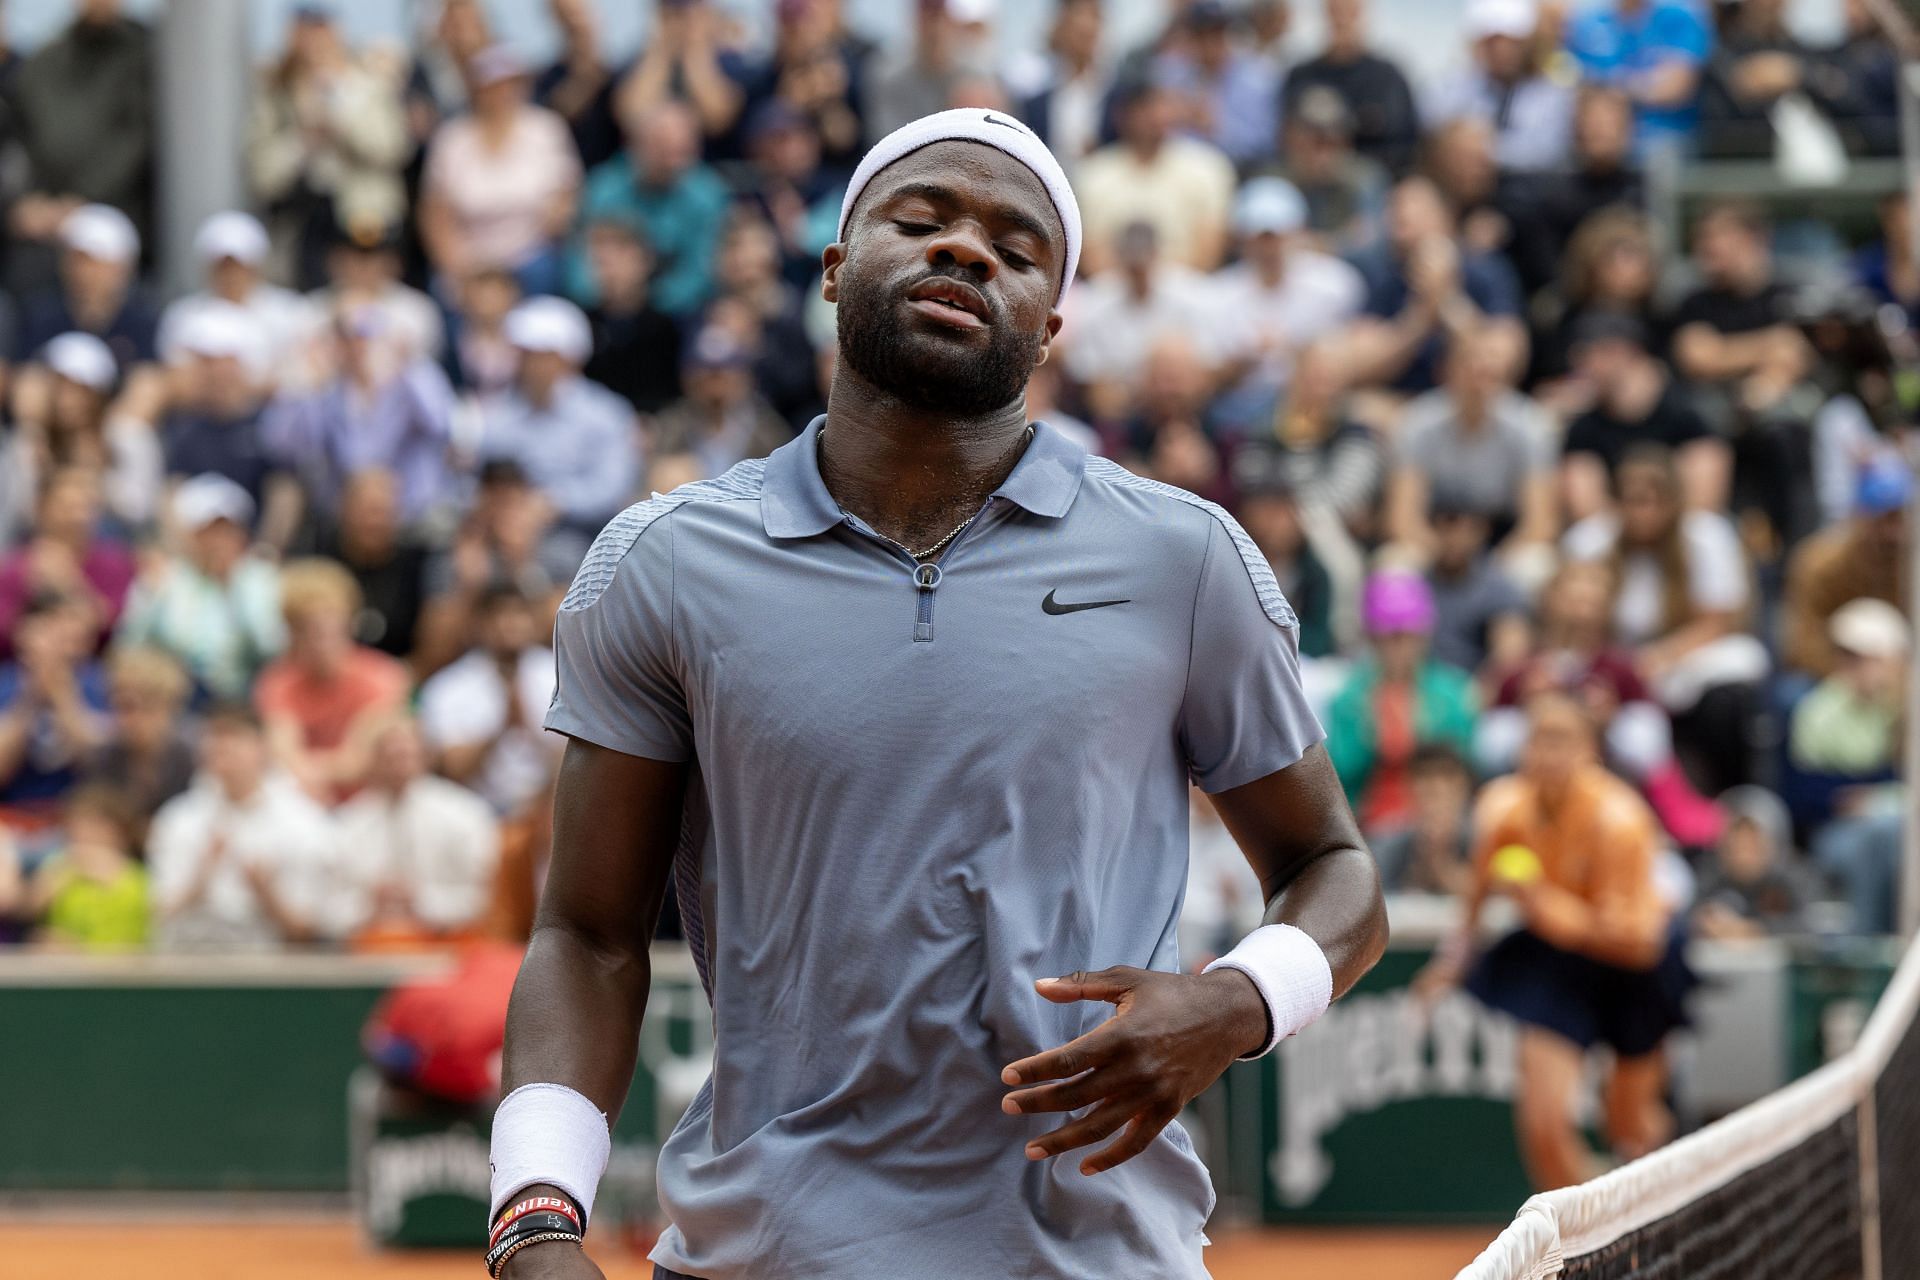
[925,220,996,281]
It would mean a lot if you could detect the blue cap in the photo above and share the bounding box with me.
[1856,459,1913,516]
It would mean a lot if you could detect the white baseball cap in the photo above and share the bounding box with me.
[61,204,140,266]
[1466,0,1537,40]
[945,0,998,25]
[1234,177,1308,237]
[194,211,271,267]
[1830,597,1911,659]
[504,296,593,363]
[469,43,531,89]
[173,473,256,531]
[42,332,118,392]
[175,301,262,362]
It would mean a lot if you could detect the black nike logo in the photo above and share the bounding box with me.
[1042,589,1130,615]
[983,112,1025,132]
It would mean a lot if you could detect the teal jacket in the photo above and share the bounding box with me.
[1324,658,1479,808]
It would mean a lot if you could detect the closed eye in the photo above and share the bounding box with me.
[999,247,1034,270]
[892,220,938,235]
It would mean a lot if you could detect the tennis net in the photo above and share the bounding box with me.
[1455,931,1920,1280]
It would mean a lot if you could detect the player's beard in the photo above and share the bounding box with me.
[835,265,1044,417]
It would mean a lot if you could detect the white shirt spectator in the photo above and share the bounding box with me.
[1061,264,1223,388]
[328,774,500,937]
[1423,70,1575,172]
[148,773,336,951]
[158,287,319,386]
[417,648,559,816]
[1076,137,1238,272]
[1563,509,1750,644]
[1209,251,1366,391]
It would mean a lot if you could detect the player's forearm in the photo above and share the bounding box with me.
[1259,845,1388,1001]
[499,919,651,1124]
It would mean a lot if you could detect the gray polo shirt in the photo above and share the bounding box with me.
[547,418,1321,1280]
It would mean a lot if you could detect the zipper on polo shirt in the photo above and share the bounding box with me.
[913,562,941,642]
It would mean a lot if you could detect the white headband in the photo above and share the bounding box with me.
[837,108,1080,303]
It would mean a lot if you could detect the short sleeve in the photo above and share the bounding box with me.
[543,511,693,762]
[1683,512,1749,613]
[1180,518,1325,792]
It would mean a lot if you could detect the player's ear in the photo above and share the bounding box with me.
[821,243,846,304]
[1034,309,1063,367]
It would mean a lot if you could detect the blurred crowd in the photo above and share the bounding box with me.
[0,0,1910,960]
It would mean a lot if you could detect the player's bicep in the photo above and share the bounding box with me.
[539,738,688,957]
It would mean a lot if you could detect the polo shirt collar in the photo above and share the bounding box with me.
[760,416,1088,539]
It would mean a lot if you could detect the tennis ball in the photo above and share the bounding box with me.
[1490,844,1543,885]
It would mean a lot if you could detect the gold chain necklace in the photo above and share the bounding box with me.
[824,425,1033,561]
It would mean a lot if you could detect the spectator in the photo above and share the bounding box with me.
[1500,87,1646,301]
[1388,326,1557,554]
[1209,178,1366,408]
[574,99,732,317]
[7,0,153,284]
[1076,76,1237,275]
[417,585,559,819]
[1668,201,1810,412]
[1326,570,1479,835]
[1565,0,1712,154]
[736,100,841,289]
[0,592,108,820]
[1431,690,1687,1190]
[418,45,581,297]
[17,783,148,952]
[864,0,993,142]
[1115,336,1231,505]
[246,6,409,290]
[1012,0,1107,162]
[13,204,157,381]
[443,264,523,399]
[0,331,160,540]
[329,716,499,946]
[0,466,136,657]
[706,214,821,430]
[1854,190,1920,333]
[616,0,751,147]
[253,558,410,803]
[83,646,195,834]
[1233,465,1336,660]
[1563,446,1768,793]
[157,212,318,389]
[1790,597,1907,780]
[308,220,444,365]
[417,460,578,675]
[161,303,301,550]
[1423,119,1507,264]
[1699,0,1818,158]
[1782,459,1909,679]
[742,0,871,172]
[306,469,429,663]
[117,476,285,703]
[1264,85,1388,253]
[649,326,793,485]
[1372,743,1476,895]
[1530,203,1660,392]
[147,703,333,952]
[1424,504,1531,678]
[261,305,458,532]
[534,0,621,172]
[1425,0,1573,173]
[1559,312,1727,522]
[1231,340,1386,542]
[1154,1,1281,168]
[1281,0,1420,176]
[1346,175,1525,395]
[1692,786,1816,939]
[1809,0,1900,157]
[1807,288,1907,528]
[581,214,682,415]
[405,0,491,128]
[1060,220,1219,417]
[479,297,642,539]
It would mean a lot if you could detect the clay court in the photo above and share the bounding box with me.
[1,1220,1492,1279]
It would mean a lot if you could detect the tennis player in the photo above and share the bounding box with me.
[484,109,1388,1280]
[1422,691,1692,1191]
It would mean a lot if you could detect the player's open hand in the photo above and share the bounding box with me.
[499,1238,605,1279]
[999,966,1267,1175]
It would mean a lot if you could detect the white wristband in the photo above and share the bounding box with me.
[488,1082,613,1227]
[1201,923,1333,1059]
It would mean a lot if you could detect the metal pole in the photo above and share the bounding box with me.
[155,0,251,296]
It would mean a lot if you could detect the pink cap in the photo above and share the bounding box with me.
[1363,570,1435,635]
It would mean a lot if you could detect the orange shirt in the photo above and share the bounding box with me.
[1472,764,1668,969]
[254,647,410,754]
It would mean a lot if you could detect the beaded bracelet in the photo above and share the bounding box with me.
[487,1229,583,1277]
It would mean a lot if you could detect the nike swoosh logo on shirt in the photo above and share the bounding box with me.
[1042,589,1130,615]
